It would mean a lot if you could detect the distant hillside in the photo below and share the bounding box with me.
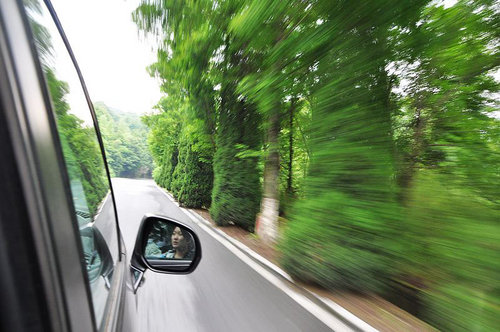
[95,102,153,178]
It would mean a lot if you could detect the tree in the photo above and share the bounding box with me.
[134,0,262,225]
[133,1,500,328]
[389,2,500,329]
[229,0,312,241]
[280,0,427,292]
[95,102,153,178]
[210,79,262,229]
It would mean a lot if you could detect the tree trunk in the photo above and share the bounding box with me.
[286,98,296,196]
[257,25,284,243]
[397,103,425,204]
[257,106,280,243]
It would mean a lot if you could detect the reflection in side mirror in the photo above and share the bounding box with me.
[130,215,202,293]
[145,221,196,270]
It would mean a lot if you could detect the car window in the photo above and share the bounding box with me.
[24,1,119,327]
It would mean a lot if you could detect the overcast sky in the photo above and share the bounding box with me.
[51,0,161,115]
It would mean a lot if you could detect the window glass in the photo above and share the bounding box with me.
[24,1,118,327]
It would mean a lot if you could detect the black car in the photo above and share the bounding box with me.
[0,0,201,331]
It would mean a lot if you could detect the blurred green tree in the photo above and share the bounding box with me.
[94,102,153,178]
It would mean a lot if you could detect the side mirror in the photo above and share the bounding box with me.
[80,224,114,288]
[130,214,202,293]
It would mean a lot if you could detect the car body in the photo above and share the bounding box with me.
[0,0,200,331]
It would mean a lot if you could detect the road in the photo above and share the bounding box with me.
[112,178,347,332]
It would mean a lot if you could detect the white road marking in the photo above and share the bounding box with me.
[155,184,378,332]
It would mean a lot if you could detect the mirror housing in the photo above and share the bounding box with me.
[130,214,202,292]
[80,225,114,288]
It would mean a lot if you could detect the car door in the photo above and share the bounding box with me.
[0,0,129,331]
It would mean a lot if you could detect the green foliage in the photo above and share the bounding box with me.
[45,69,108,217]
[135,0,500,329]
[278,99,311,207]
[278,0,499,328]
[279,0,409,291]
[422,284,500,332]
[94,102,153,178]
[135,0,262,219]
[142,97,183,189]
[403,172,500,331]
[210,84,262,230]
[28,5,108,219]
[156,145,178,190]
[142,97,214,209]
[173,137,213,208]
[389,6,500,329]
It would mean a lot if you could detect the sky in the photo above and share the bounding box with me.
[47,0,497,119]
[51,0,161,115]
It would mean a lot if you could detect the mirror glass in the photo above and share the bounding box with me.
[143,219,196,272]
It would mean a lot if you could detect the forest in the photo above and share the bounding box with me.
[95,102,153,178]
[133,0,499,330]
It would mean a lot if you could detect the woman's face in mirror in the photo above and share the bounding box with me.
[171,227,186,250]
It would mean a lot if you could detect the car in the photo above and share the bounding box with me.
[0,0,202,331]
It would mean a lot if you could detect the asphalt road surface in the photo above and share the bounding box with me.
[112,178,350,332]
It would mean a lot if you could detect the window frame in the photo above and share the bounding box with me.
[41,0,123,261]
[0,0,127,331]
[0,0,95,329]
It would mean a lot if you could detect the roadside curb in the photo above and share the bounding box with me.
[185,208,379,332]
[156,185,378,332]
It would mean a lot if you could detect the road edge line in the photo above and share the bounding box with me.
[155,184,379,332]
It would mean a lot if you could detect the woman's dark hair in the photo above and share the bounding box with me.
[179,228,195,260]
